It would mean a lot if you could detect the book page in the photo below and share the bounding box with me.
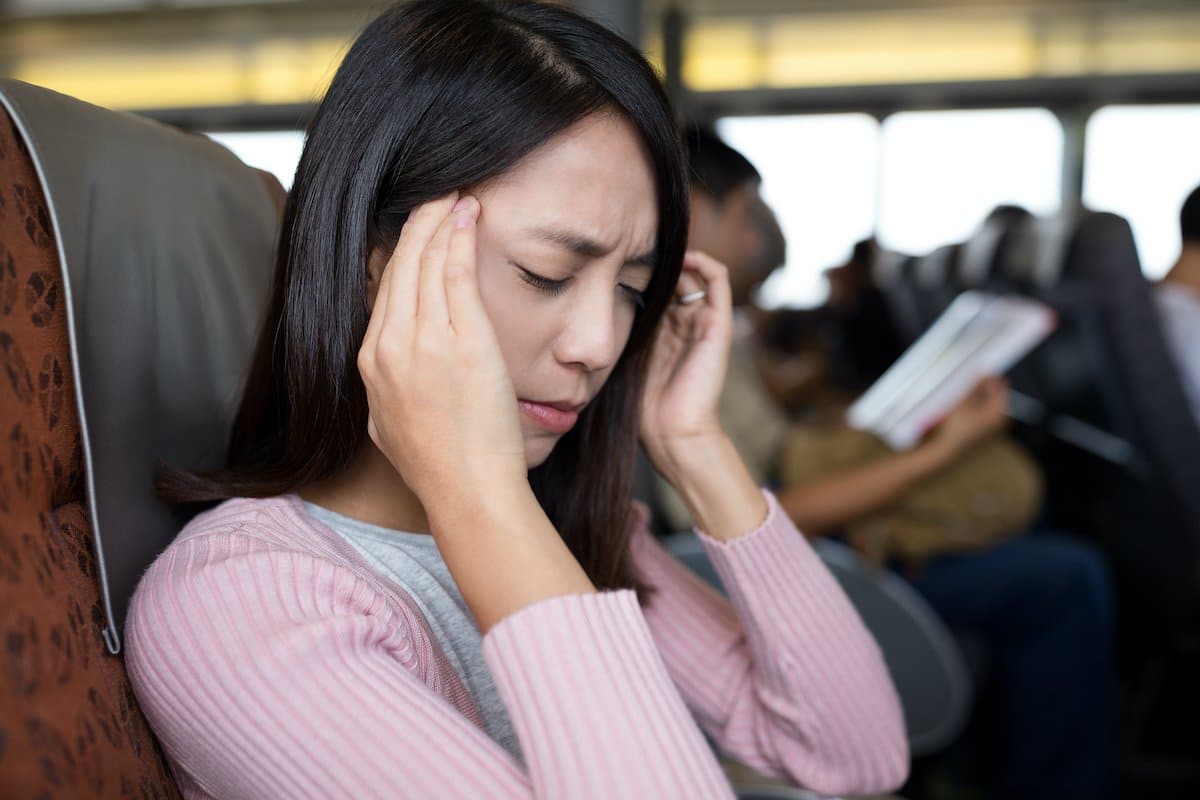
[846,291,1057,449]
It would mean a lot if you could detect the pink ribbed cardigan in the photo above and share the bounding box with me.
[124,490,908,799]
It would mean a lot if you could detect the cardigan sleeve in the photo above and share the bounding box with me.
[630,490,910,796]
[125,531,735,800]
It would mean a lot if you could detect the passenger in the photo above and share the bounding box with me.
[658,129,1116,800]
[122,2,907,799]
[821,237,906,392]
[1155,182,1200,426]
[676,126,793,495]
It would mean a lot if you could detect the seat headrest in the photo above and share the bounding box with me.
[913,244,956,288]
[873,249,912,286]
[957,219,1006,288]
[0,79,278,653]
[1002,215,1075,289]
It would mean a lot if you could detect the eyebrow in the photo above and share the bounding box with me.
[524,226,657,270]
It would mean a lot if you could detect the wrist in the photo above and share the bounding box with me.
[918,433,967,470]
[655,433,768,541]
[425,476,537,534]
[426,479,596,635]
[647,428,730,489]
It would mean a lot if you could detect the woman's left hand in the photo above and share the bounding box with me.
[641,251,769,539]
[640,251,734,474]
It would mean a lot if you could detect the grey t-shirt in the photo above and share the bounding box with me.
[1156,282,1200,427]
[302,501,523,763]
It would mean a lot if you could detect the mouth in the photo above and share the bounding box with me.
[517,398,585,434]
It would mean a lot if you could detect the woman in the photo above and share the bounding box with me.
[124,2,907,798]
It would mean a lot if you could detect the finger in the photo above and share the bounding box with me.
[674,270,704,300]
[974,379,1003,398]
[384,192,459,328]
[681,250,733,312]
[418,197,466,325]
[444,196,483,333]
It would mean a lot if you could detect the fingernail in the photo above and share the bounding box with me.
[455,210,473,229]
[453,196,473,213]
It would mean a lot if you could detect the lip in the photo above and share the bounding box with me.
[518,399,584,434]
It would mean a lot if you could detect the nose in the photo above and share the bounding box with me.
[553,279,623,374]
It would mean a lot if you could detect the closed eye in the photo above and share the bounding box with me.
[619,284,646,310]
[516,265,571,296]
[517,263,646,310]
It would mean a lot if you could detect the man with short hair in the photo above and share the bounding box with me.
[657,128,788,521]
[1156,183,1200,425]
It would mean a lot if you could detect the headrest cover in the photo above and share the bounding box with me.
[0,79,278,652]
[957,219,1005,288]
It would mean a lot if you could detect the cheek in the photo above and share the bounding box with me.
[475,254,568,394]
[476,261,530,370]
[614,311,636,360]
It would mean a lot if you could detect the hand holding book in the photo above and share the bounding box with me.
[846,292,1056,449]
[927,376,1011,458]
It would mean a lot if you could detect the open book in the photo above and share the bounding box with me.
[846,291,1057,450]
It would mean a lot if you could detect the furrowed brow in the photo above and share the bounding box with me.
[526,226,657,269]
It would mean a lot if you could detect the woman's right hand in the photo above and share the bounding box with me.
[928,375,1010,458]
[357,193,527,510]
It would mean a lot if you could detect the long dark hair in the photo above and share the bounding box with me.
[160,0,687,599]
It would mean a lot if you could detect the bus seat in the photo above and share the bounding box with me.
[912,244,959,331]
[0,79,278,797]
[1062,212,1200,625]
[0,78,278,651]
[1003,210,1200,625]
[956,217,1006,289]
[0,83,180,800]
[998,213,1074,292]
[878,253,926,345]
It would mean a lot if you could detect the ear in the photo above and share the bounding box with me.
[365,247,388,310]
[689,188,717,221]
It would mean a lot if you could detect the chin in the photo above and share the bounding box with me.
[523,435,560,470]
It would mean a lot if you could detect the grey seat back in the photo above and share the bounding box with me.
[0,79,278,652]
[1065,213,1200,622]
[957,218,1006,289]
[879,254,926,345]
[912,244,960,331]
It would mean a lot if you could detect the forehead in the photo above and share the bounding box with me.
[475,113,658,255]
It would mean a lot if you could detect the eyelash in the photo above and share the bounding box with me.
[517,267,569,296]
[516,266,646,310]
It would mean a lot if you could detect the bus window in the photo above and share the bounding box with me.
[878,108,1063,257]
[1083,105,1200,279]
[205,130,306,190]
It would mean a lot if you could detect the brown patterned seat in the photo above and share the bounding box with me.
[0,97,184,800]
[0,83,283,798]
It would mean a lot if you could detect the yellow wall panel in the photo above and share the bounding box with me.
[5,6,1200,108]
[16,51,245,109]
[13,36,349,109]
[683,21,763,91]
[763,13,1036,87]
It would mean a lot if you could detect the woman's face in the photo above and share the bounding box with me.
[473,113,658,468]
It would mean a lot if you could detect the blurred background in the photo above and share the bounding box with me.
[4,0,1199,307]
